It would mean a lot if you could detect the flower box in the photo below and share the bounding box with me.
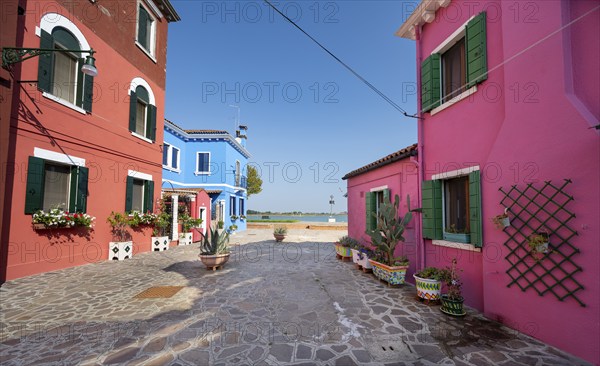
[109,241,133,261]
[152,236,169,252]
[334,243,352,259]
[178,232,193,246]
[369,259,408,285]
[443,232,471,244]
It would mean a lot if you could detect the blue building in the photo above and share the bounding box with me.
[162,119,250,232]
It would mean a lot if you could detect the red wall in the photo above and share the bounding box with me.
[3,0,173,280]
[346,158,419,281]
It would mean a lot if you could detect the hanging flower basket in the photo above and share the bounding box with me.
[492,208,511,229]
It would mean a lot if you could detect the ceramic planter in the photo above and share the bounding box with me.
[334,243,352,261]
[500,217,510,228]
[199,253,231,271]
[413,275,442,301]
[440,295,466,316]
[178,232,193,246]
[369,259,408,285]
[274,234,286,242]
[152,236,169,252]
[109,241,133,260]
[350,249,361,265]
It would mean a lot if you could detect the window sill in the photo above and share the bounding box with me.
[42,92,87,115]
[135,41,157,63]
[430,85,478,116]
[131,132,154,144]
[194,171,211,176]
[432,240,481,252]
[163,165,181,173]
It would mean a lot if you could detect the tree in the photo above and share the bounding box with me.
[246,165,263,197]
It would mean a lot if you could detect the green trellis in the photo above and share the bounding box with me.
[499,179,584,307]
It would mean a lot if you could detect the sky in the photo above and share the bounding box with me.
[165,1,419,213]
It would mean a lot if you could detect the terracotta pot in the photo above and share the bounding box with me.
[274,234,286,242]
[199,253,230,270]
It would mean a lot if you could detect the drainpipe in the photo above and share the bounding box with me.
[415,24,426,271]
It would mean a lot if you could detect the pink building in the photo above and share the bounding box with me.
[342,144,419,278]
[395,0,599,364]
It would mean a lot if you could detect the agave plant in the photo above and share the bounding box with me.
[369,194,414,266]
[200,227,230,255]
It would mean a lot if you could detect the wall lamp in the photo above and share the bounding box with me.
[2,47,98,77]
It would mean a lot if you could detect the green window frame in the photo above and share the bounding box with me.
[421,170,482,247]
[129,85,157,142]
[420,12,487,113]
[37,28,94,112]
[125,176,154,213]
[365,188,390,232]
[25,156,89,214]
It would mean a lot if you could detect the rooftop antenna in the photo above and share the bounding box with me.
[229,105,240,130]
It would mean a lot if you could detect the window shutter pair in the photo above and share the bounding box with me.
[420,12,487,112]
[24,156,89,214]
[125,177,154,213]
[37,29,94,112]
[128,90,157,141]
[365,189,390,232]
[421,171,482,247]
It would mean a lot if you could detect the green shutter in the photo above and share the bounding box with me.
[422,180,443,239]
[383,188,390,202]
[37,30,54,93]
[421,54,441,112]
[82,74,94,112]
[365,192,376,232]
[77,167,89,213]
[125,176,134,212]
[147,105,156,141]
[469,170,483,247]
[69,166,79,213]
[138,6,148,48]
[25,156,45,214]
[143,180,154,213]
[466,12,488,88]
[75,58,85,107]
[129,91,137,132]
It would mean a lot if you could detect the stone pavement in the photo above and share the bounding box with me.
[0,229,590,365]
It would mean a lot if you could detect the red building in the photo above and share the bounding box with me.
[0,0,180,281]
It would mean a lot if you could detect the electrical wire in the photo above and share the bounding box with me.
[263,0,419,119]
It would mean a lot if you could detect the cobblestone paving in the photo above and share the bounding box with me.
[0,229,590,365]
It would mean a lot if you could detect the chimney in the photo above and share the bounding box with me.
[235,125,248,147]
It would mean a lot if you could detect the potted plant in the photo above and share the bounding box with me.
[413,267,443,302]
[217,220,224,229]
[354,246,375,272]
[334,235,354,261]
[273,226,287,242]
[106,212,133,260]
[491,208,511,229]
[179,212,202,246]
[527,231,550,258]
[32,208,95,229]
[152,199,171,252]
[443,224,471,243]
[439,259,465,316]
[199,226,231,271]
[230,215,239,221]
[229,224,238,234]
[240,215,246,221]
[368,194,414,285]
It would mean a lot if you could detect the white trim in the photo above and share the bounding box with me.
[42,92,87,115]
[162,143,180,171]
[34,147,85,166]
[131,131,153,144]
[136,1,157,57]
[144,0,164,19]
[370,185,388,192]
[432,240,482,252]
[432,165,479,180]
[430,15,475,55]
[135,41,158,63]
[128,170,153,181]
[195,151,211,175]
[129,77,156,105]
[430,85,478,116]
[38,13,91,50]
[162,179,246,192]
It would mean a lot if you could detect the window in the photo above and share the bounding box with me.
[422,169,482,247]
[239,198,245,216]
[129,85,156,141]
[25,156,89,214]
[365,188,389,232]
[420,12,487,112]
[230,196,237,216]
[163,144,180,171]
[196,152,210,174]
[125,176,154,213]
[37,27,94,112]
[137,3,156,56]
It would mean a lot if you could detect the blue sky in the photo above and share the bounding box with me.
[165,1,419,212]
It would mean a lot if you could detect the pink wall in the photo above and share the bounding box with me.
[417,1,599,364]
[346,158,419,281]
